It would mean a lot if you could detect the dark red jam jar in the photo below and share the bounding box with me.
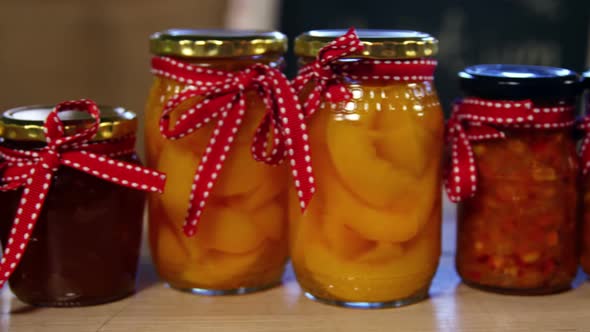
[580,70,590,275]
[0,103,151,306]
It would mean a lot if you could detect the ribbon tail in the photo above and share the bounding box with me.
[581,133,590,175]
[182,99,245,237]
[445,122,477,203]
[282,111,316,212]
[303,83,325,118]
[60,151,166,193]
[251,113,286,164]
[0,166,52,288]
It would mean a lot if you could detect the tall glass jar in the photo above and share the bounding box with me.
[291,29,443,308]
[581,70,590,274]
[146,30,289,294]
[0,103,148,306]
[453,65,581,294]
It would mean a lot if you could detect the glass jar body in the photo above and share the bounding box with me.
[456,102,579,294]
[145,55,289,293]
[580,89,590,275]
[0,140,145,307]
[291,71,444,307]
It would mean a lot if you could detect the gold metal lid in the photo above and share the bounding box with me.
[0,105,137,142]
[295,29,438,59]
[150,29,288,58]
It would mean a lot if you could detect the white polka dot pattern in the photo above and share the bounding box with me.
[291,27,438,118]
[445,97,576,203]
[151,57,316,237]
[0,99,166,288]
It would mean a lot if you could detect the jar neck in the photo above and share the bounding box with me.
[0,136,136,150]
[462,95,578,108]
[297,56,436,84]
[161,54,285,72]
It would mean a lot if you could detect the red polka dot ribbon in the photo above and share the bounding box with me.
[445,97,575,202]
[151,56,315,236]
[0,99,166,288]
[292,27,437,117]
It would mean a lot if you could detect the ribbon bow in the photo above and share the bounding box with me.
[291,27,364,117]
[445,98,575,202]
[0,99,166,288]
[151,57,315,236]
[292,27,439,119]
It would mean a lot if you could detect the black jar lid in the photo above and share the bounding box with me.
[583,70,590,89]
[459,64,581,100]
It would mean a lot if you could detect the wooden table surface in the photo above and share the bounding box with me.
[2,209,590,332]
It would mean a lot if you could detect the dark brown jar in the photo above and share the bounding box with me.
[0,105,147,306]
[581,70,590,275]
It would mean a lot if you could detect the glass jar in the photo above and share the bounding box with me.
[291,29,443,308]
[0,104,147,306]
[146,30,289,294]
[581,70,590,274]
[454,65,581,294]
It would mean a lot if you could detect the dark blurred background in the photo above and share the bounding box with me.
[281,0,590,110]
[0,0,589,153]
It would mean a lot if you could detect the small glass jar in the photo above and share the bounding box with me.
[581,70,590,274]
[0,105,146,306]
[146,30,289,294]
[455,65,581,294]
[291,30,443,308]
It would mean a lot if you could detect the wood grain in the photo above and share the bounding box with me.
[1,233,589,331]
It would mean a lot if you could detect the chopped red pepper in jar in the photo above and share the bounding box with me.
[450,65,581,294]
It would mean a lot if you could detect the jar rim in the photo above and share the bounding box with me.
[294,29,438,59]
[459,64,582,100]
[150,29,288,58]
[0,105,137,142]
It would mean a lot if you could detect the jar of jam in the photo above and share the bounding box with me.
[290,29,443,307]
[449,65,581,294]
[580,70,590,274]
[0,100,164,306]
[146,30,299,294]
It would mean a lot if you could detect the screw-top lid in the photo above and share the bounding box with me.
[0,105,137,142]
[583,70,590,89]
[294,29,438,59]
[150,29,287,58]
[459,64,581,100]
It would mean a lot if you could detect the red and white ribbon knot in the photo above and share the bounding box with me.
[292,27,438,118]
[151,56,315,236]
[445,97,575,203]
[0,99,166,288]
[292,27,364,117]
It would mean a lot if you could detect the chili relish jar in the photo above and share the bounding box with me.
[0,100,165,306]
[447,65,581,294]
[146,30,313,294]
[290,28,443,308]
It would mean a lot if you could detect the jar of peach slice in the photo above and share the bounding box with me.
[146,29,290,294]
[291,29,443,308]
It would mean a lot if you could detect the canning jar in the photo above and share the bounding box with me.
[448,65,581,294]
[146,30,313,294]
[580,70,590,274]
[0,100,165,306]
[291,28,443,308]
